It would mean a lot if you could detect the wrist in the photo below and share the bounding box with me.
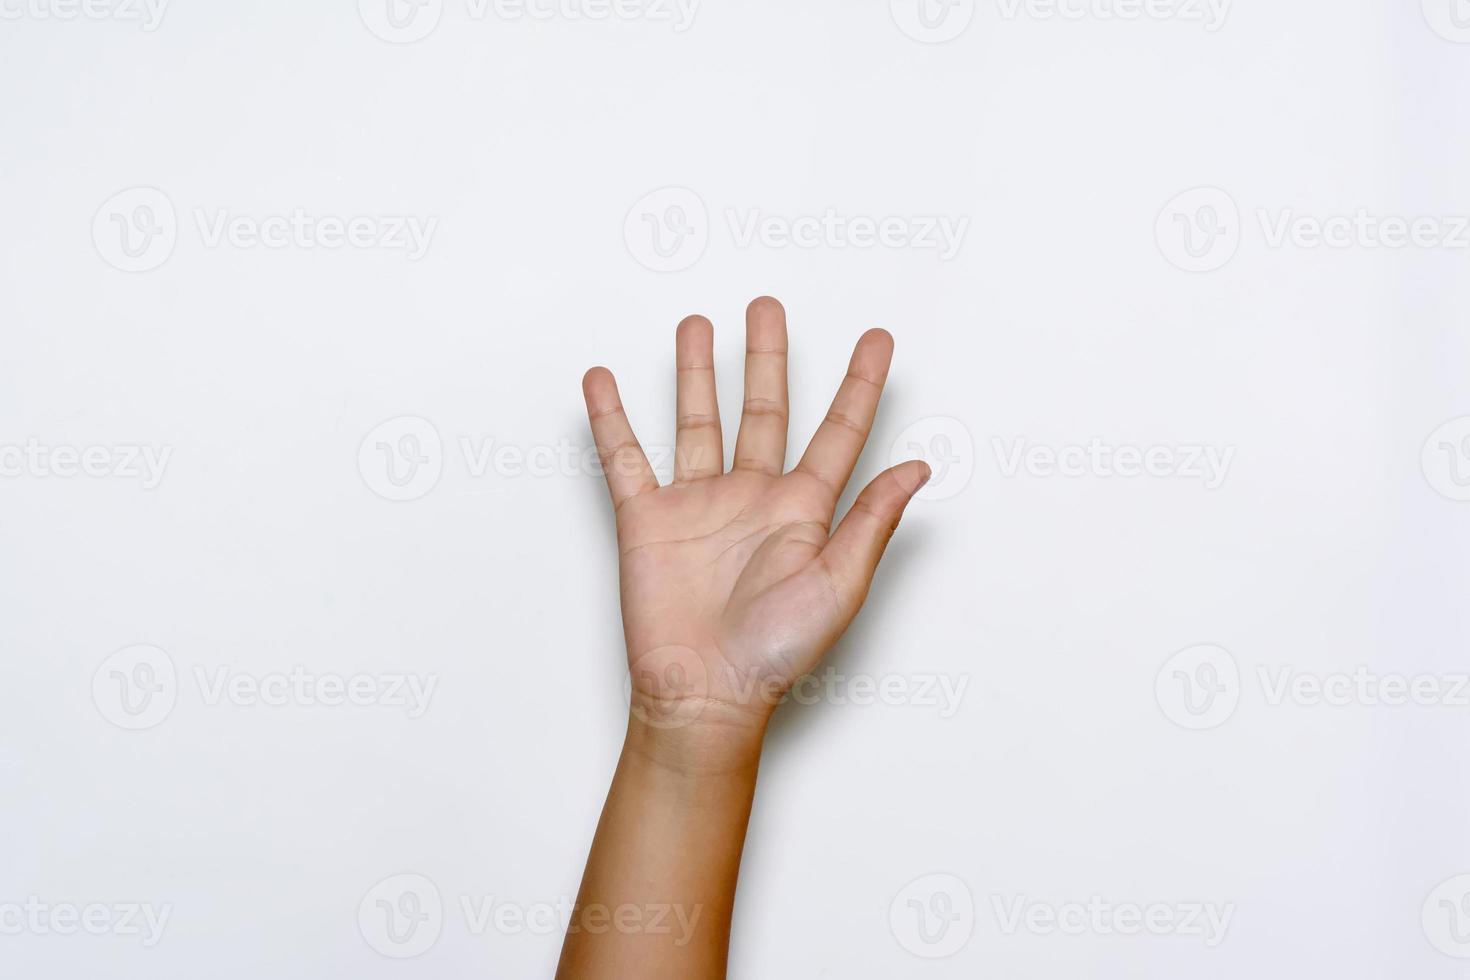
[623,698,768,778]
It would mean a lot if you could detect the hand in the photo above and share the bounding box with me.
[581,297,930,739]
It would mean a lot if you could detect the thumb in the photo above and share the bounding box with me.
[819,459,930,609]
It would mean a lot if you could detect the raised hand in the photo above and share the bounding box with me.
[581,296,929,736]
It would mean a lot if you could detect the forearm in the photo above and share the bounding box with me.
[556,709,768,980]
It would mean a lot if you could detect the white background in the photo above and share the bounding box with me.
[2,0,1469,977]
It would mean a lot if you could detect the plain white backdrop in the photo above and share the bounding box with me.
[2,0,1469,976]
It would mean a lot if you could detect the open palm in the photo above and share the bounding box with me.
[582,297,929,731]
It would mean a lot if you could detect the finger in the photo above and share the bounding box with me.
[582,367,658,510]
[674,314,723,482]
[819,460,929,609]
[732,296,789,475]
[795,328,894,500]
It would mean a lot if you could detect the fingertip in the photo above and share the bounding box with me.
[676,313,713,338]
[892,458,932,496]
[582,367,623,414]
[848,328,895,383]
[746,295,785,320]
[582,365,614,394]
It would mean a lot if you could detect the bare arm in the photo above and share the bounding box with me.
[556,297,929,980]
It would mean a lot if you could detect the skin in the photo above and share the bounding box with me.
[556,296,929,980]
